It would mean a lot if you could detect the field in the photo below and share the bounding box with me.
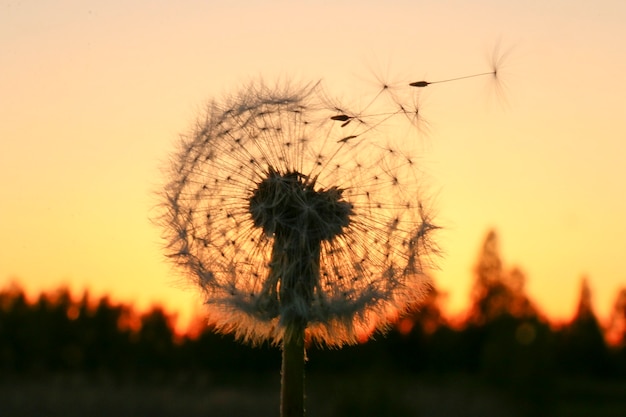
[2,371,626,417]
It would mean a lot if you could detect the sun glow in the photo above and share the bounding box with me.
[1,1,625,338]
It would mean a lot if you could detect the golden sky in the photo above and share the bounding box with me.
[2,0,625,329]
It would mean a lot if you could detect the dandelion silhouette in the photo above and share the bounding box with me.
[158,57,504,416]
[161,81,436,346]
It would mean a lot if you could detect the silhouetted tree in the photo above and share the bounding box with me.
[178,323,280,374]
[384,282,448,372]
[400,283,448,336]
[607,288,626,376]
[2,252,625,392]
[459,230,555,411]
[0,283,30,370]
[132,306,176,371]
[607,288,626,347]
[467,230,537,325]
[75,295,134,372]
[555,277,611,376]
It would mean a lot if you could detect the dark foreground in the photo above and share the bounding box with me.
[2,371,626,417]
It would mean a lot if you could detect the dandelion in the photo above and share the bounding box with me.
[160,79,435,344]
[157,55,504,415]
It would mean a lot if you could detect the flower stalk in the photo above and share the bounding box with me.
[281,322,306,417]
[251,167,352,415]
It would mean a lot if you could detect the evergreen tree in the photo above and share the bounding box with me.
[464,230,554,407]
[132,306,176,371]
[607,288,626,375]
[607,288,626,347]
[468,230,537,325]
[556,277,611,376]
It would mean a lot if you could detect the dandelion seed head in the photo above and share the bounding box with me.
[158,80,436,346]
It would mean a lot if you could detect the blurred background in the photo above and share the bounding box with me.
[1,229,625,416]
[1,1,625,416]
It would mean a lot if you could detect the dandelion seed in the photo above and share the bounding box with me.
[410,71,495,88]
[337,135,357,143]
[485,40,514,107]
[409,42,512,104]
[330,114,352,122]
[409,80,431,88]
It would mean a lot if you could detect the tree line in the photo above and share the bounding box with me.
[1,230,625,384]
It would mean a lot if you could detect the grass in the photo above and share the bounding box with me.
[1,371,625,416]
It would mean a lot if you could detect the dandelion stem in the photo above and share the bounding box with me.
[281,323,306,417]
[275,233,318,417]
[252,169,351,416]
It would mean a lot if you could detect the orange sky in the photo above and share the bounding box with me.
[2,1,625,330]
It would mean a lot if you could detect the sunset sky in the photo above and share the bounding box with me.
[2,0,625,330]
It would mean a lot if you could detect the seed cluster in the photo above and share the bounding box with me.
[159,81,436,346]
[249,169,352,242]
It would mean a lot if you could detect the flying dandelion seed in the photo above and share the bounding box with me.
[409,70,496,87]
[409,42,512,108]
